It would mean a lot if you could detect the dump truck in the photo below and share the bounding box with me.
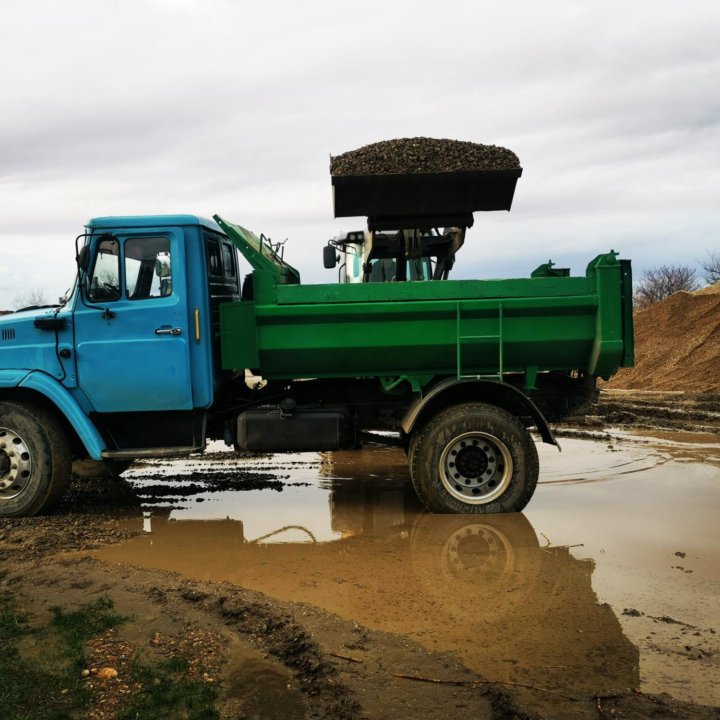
[0,147,633,517]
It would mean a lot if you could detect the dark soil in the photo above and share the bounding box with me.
[330,137,520,176]
[565,391,720,435]
[136,470,309,498]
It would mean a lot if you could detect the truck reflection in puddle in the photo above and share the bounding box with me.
[96,466,639,711]
[98,438,720,709]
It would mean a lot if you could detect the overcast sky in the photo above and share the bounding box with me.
[1,0,718,308]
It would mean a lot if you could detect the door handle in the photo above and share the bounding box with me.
[155,327,183,336]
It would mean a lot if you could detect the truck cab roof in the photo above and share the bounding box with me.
[86,215,223,233]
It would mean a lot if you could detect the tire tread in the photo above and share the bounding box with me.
[0,400,71,516]
[409,402,539,514]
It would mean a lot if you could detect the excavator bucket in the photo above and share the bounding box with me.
[332,168,523,230]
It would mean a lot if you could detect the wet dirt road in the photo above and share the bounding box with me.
[88,428,720,718]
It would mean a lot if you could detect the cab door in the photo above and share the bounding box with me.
[74,228,194,413]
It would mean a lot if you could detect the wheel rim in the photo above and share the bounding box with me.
[439,431,513,505]
[0,427,33,501]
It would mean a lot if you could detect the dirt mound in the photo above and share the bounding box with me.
[695,282,720,295]
[607,288,720,392]
[330,137,520,176]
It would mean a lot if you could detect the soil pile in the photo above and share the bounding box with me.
[330,137,520,176]
[607,284,720,392]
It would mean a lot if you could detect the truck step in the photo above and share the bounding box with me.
[101,446,203,460]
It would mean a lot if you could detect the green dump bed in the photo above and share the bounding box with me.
[215,217,634,387]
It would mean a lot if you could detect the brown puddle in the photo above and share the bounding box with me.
[622,428,720,466]
[93,439,720,708]
[222,654,305,720]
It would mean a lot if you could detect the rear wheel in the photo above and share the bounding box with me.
[0,402,71,517]
[409,402,538,514]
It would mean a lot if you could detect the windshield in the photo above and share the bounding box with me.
[367,257,432,282]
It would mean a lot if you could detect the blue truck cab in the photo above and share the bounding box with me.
[0,215,240,515]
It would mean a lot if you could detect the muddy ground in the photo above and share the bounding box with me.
[1,390,719,719]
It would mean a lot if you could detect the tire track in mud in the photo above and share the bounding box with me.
[1,553,523,720]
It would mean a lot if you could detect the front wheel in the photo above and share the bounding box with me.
[0,401,72,517]
[409,403,539,514]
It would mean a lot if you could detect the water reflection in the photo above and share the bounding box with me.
[97,472,639,712]
[106,438,720,709]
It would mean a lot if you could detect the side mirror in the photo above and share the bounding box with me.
[323,245,338,269]
[76,245,89,272]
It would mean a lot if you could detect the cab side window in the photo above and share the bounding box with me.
[88,237,121,302]
[125,237,172,300]
[205,237,221,277]
[221,242,236,280]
